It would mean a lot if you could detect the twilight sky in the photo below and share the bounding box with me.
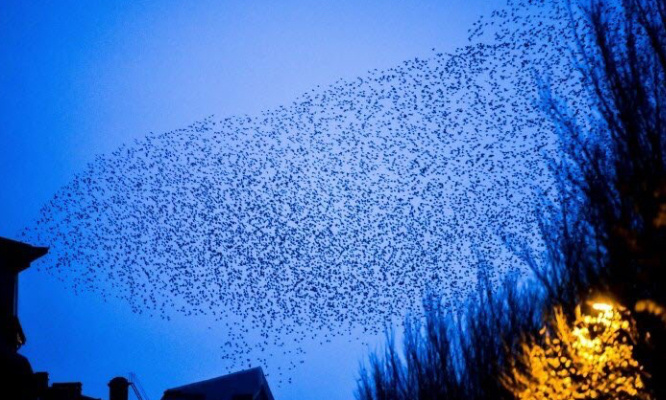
[1,1,502,399]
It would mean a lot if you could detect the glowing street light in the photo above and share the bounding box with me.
[504,300,651,400]
[591,302,613,312]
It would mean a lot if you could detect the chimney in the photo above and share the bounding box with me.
[33,372,49,397]
[109,377,130,400]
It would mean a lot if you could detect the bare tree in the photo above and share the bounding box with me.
[541,0,666,396]
[357,0,666,398]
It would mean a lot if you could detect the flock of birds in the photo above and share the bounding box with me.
[22,0,596,377]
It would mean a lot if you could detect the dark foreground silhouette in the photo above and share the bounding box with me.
[1,236,275,400]
[357,0,666,398]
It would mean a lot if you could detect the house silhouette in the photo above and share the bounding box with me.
[162,367,275,400]
[1,236,277,400]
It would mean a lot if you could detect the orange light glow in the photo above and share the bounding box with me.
[591,302,613,312]
[503,302,652,400]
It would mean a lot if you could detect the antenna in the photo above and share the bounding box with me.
[128,372,151,400]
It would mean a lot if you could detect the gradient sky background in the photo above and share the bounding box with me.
[1,1,494,399]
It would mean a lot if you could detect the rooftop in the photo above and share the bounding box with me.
[0,237,49,272]
[162,367,275,400]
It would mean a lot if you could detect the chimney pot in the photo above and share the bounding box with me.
[109,377,130,400]
[33,372,49,396]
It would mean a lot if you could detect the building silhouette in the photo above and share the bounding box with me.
[0,237,49,399]
[0,236,114,400]
[1,237,276,400]
[162,367,275,400]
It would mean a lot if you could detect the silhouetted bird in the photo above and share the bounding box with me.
[22,0,590,375]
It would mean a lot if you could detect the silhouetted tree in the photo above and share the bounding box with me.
[357,0,666,398]
[537,0,666,396]
[356,273,545,400]
[537,0,666,308]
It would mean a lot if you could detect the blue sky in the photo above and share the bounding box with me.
[1,1,493,399]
